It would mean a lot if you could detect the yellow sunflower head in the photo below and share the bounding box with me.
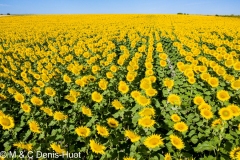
[50,143,66,154]
[124,130,140,142]
[138,116,155,128]
[91,91,103,103]
[170,134,184,150]
[216,90,230,102]
[75,126,90,137]
[144,134,164,149]
[89,139,106,155]
[200,109,213,120]
[219,107,233,120]
[96,125,109,137]
[0,115,15,130]
[21,103,31,113]
[173,122,188,132]
[53,111,68,121]
[107,118,119,128]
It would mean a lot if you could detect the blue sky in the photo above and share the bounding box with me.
[0,0,239,15]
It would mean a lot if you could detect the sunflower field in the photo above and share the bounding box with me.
[0,15,240,160]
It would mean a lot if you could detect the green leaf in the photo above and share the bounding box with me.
[188,130,196,137]
[194,141,215,152]
[14,127,22,132]
[191,135,198,144]
[24,130,31,141]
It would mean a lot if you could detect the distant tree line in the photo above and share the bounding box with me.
[177,13,189,15]
[215,14,240,17]
[0,13,10,15]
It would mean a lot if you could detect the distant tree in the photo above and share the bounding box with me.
[215,14,219,16]
[0,14,3,15]
[7,13,10,15]
[177,13,183,15]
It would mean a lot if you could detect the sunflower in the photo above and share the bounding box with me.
[0,93,7,100]
[40,107,53,116]
[145,88,158,97]
[21,103,31,113]
[53,111,68,121]
[106,72,114,79]
[70,90,80,97]
[13,142,32,151]
[173,122,188,132]
[211,119,222,127]
[65,94,77,103]
[81,106,92,117]
[118,81,129,94]
[28,120,41,133]
[0,115,15,130]
[14,93,25,103]
[138,116,155,128]
[89,140,106,155]
[227,104,240,117]
[144,134,164,149]
[170,135,184,150]
[30,96,43,106]
[188,77,196,84]
[63,74,71,83]
[0,83,5,89]
[0,110,5,117]
[200,73,210,81]
[124,130,140,142]
[163,78,174,89]
[110,65,118,72]
[36,80,45,88]
[131,90,141,99]
[112,100,124,110]
[219,107,233,120]
[107,118,119,128]
[171,114,181,122]
[216,90,230,102]
[159,53,168,60]
[200,109,213,120]
[198,103,212,110]
[126,73,135,82]
[24,87,31,95]
[98,79,108,90]
[75,79,86,87]
[139,108,155,117]
[145,69,154,76]
[92,91,103,103]
[50,143,66,154]
[193,96,205,105]
[233,61,240,71]
[160,60,167,67]
[32,87,41,95]
[237,152,240,160]
[167,94,181,106]
[208,77,219,88]
[45,87,56,97]
[164,153,172,160]
[230,147,240,159]
[96,125,109,137]
[75,126,90,137]
[140,78,152,90]
[231,80,240,90]
[136,95,151,106]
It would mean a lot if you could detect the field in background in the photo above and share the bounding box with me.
[0,15,240,160]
